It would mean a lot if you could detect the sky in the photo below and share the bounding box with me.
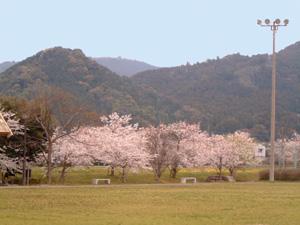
[1,0,299,67]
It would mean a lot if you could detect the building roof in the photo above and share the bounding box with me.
[0,113,13,137]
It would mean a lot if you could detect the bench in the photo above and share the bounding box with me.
[206,175,235,182]
[92,178,111,185]
[180,177,197,184]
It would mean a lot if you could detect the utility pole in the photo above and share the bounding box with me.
[257,18,289,181]
[22,123,27,185]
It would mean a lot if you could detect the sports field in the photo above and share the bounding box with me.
[1,182,300,225]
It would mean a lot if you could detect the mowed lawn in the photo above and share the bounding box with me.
[26,166,262,185]
[1,183,300,225]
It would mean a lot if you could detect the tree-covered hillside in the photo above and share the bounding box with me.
[0,47,186,125]
[133,42,300,140]
[1,43,300,141]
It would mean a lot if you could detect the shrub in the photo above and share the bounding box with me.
[259,168,300,181]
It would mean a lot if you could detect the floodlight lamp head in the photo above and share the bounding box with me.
[257,19,262,25]
[265,19,270,25]
[284,19,289,25]
[275,19,281,24]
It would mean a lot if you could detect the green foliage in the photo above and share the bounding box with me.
[1,43,300,138]
[0,96,44,161]
[133,43,300,140]
[0,47,185,126]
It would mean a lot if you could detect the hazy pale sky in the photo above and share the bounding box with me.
[1,0,299,67]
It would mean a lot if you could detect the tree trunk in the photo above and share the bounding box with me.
[282,147,286,169]
[59,161,68,184]
[110,166,115,176]
[155,175,160,183]
[218,157,223,177]
[229,168,233,176]
[59,167,66,184]
[121,167,127,183]
[22,154,27,185]
[293,148,299,169]
[155,169,161,183]
[1,171,4,185]
[47,141,53,185]
[218,167,222,177]
[169,167,178,179]
[3,171,8,185]
[229,167,236,178]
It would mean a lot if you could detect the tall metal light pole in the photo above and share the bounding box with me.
[257,18,289,181]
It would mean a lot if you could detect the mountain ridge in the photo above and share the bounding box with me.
[0,47,186,125]
[93,57,157,76]
[0,61,16,73]
[0,43,300,140]
[132,41,300,139]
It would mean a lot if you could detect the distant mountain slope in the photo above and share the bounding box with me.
[132,42,300,140]
[0,61,16,73]
[1,43,300,140]
[93,57,157,76]
[0,47,185,125]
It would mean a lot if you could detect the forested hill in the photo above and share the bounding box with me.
[0,57,157,77]
[93,57,158,77]
[132,42,300,140]
[1,43,300,140]
[0,47,187,125]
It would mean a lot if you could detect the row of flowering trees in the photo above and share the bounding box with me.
[3,110,300,184]
[275,133,300,168]
[49,113,261,183]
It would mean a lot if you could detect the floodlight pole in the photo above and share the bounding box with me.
[270,25,277,182]
[257,19,288,182]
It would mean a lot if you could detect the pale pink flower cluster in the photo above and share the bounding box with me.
[52,113,258,179]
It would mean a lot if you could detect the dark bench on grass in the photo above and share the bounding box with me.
[206,175,235,182]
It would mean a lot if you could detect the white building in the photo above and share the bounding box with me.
[254,144,267,159]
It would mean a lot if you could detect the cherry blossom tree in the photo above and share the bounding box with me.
[144,122,210,181]
[186,131,210,168]
[90,113,149,182]
[285,133,300,168]
[202,132,256,177]
[204,135,232,176]
[225,131,256,176]
[275,139,289,168]
[31,90,83,185]
[52,128,94,183]
[166,122,204,178]
[144,125,173,182]
[98,113,135,177]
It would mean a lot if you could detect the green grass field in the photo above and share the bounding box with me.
[1,182,300,225]
[23,166,262,185]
